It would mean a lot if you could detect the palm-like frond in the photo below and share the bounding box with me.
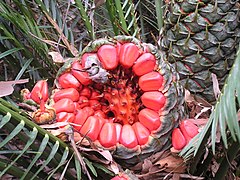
[180,46,240,174]
[0,98,72,179]
[0,98,113,179]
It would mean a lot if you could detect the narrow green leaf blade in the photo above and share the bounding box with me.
[47,147,69,179]
[0,120,25,148]
[74,154,82,180]
[30,140,60,180]
[0,127,38,177]
[0,112,11,129]
[84,157,97,177]
[0,48,23,59]
[20,134,49,180]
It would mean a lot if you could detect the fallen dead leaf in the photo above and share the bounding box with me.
[93,0,106,9]
[184,89,212,119]
[74,132,91,146]
[40,122,69,129]
[185,89,195,103]
[155,153,186,173]
[108,161,120,174]
[0,79,29,97]
[172,173,181,180]
[141,159,153,174]
[210,159,220,177]
[212,73,221,100]
[131,150,166,172]
[79,146,113,165]
[48,51,65,63]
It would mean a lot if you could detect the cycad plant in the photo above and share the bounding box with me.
[0,0,240,179]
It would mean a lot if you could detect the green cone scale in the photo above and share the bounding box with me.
[160,0,240,103]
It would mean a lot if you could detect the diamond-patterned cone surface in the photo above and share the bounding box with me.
[53,36,185,167]
[160,0,240,103]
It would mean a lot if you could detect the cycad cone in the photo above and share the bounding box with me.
[53,36,185,167]
[160,0,240,103]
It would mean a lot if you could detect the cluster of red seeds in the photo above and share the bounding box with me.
[23,37,199,165]
[172,120,199,150]
[51,40,167,149]
[23,37,175,152]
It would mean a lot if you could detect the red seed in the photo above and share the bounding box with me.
[116,42,122,55]
[73,102,80,111]
[78,96,89,108]
[114,123,122,142]
[84,106,95,116]
[52,98,75,114]
[119,124,138,148]
[132,53,156,76]
[172,128,187,150]
[71,61,92,85]
[180,120,199,142]
[58,73,82,89]
[94,110,106,118]
[79,87,92,99]
[119,43,140,68]
[56,112,75,123]
[81,53,98,67]
[98,122,117,148]
[53,88,80,102]
[30,80,49,104]
[97,44,119,70]
[141,91,166,111]
[80,116,104,141]
[138,108,161,131]
[90,91,102,100]
[74,108,92,131]
[89,99,101,110]
[111,175,128,180]
[139,71,164,91]
[132,122,150,145]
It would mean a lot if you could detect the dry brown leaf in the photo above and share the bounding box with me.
[185,89,195,103]
[48,51,65,63]
[108,161,120,174]
[40,122,69,129]
[212,73,221,100]
[132,150,166,171]
[172,173,181,180]
[141,159,153,173]
[210,159,220,177]
[29,32,67,48]
[79,146,113,165]
[184,89,212,119]
[155,154,186,173]
[0,79,29,97]
[195,106,211,119]
[74,132,91,146]
[93,0,106,9]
